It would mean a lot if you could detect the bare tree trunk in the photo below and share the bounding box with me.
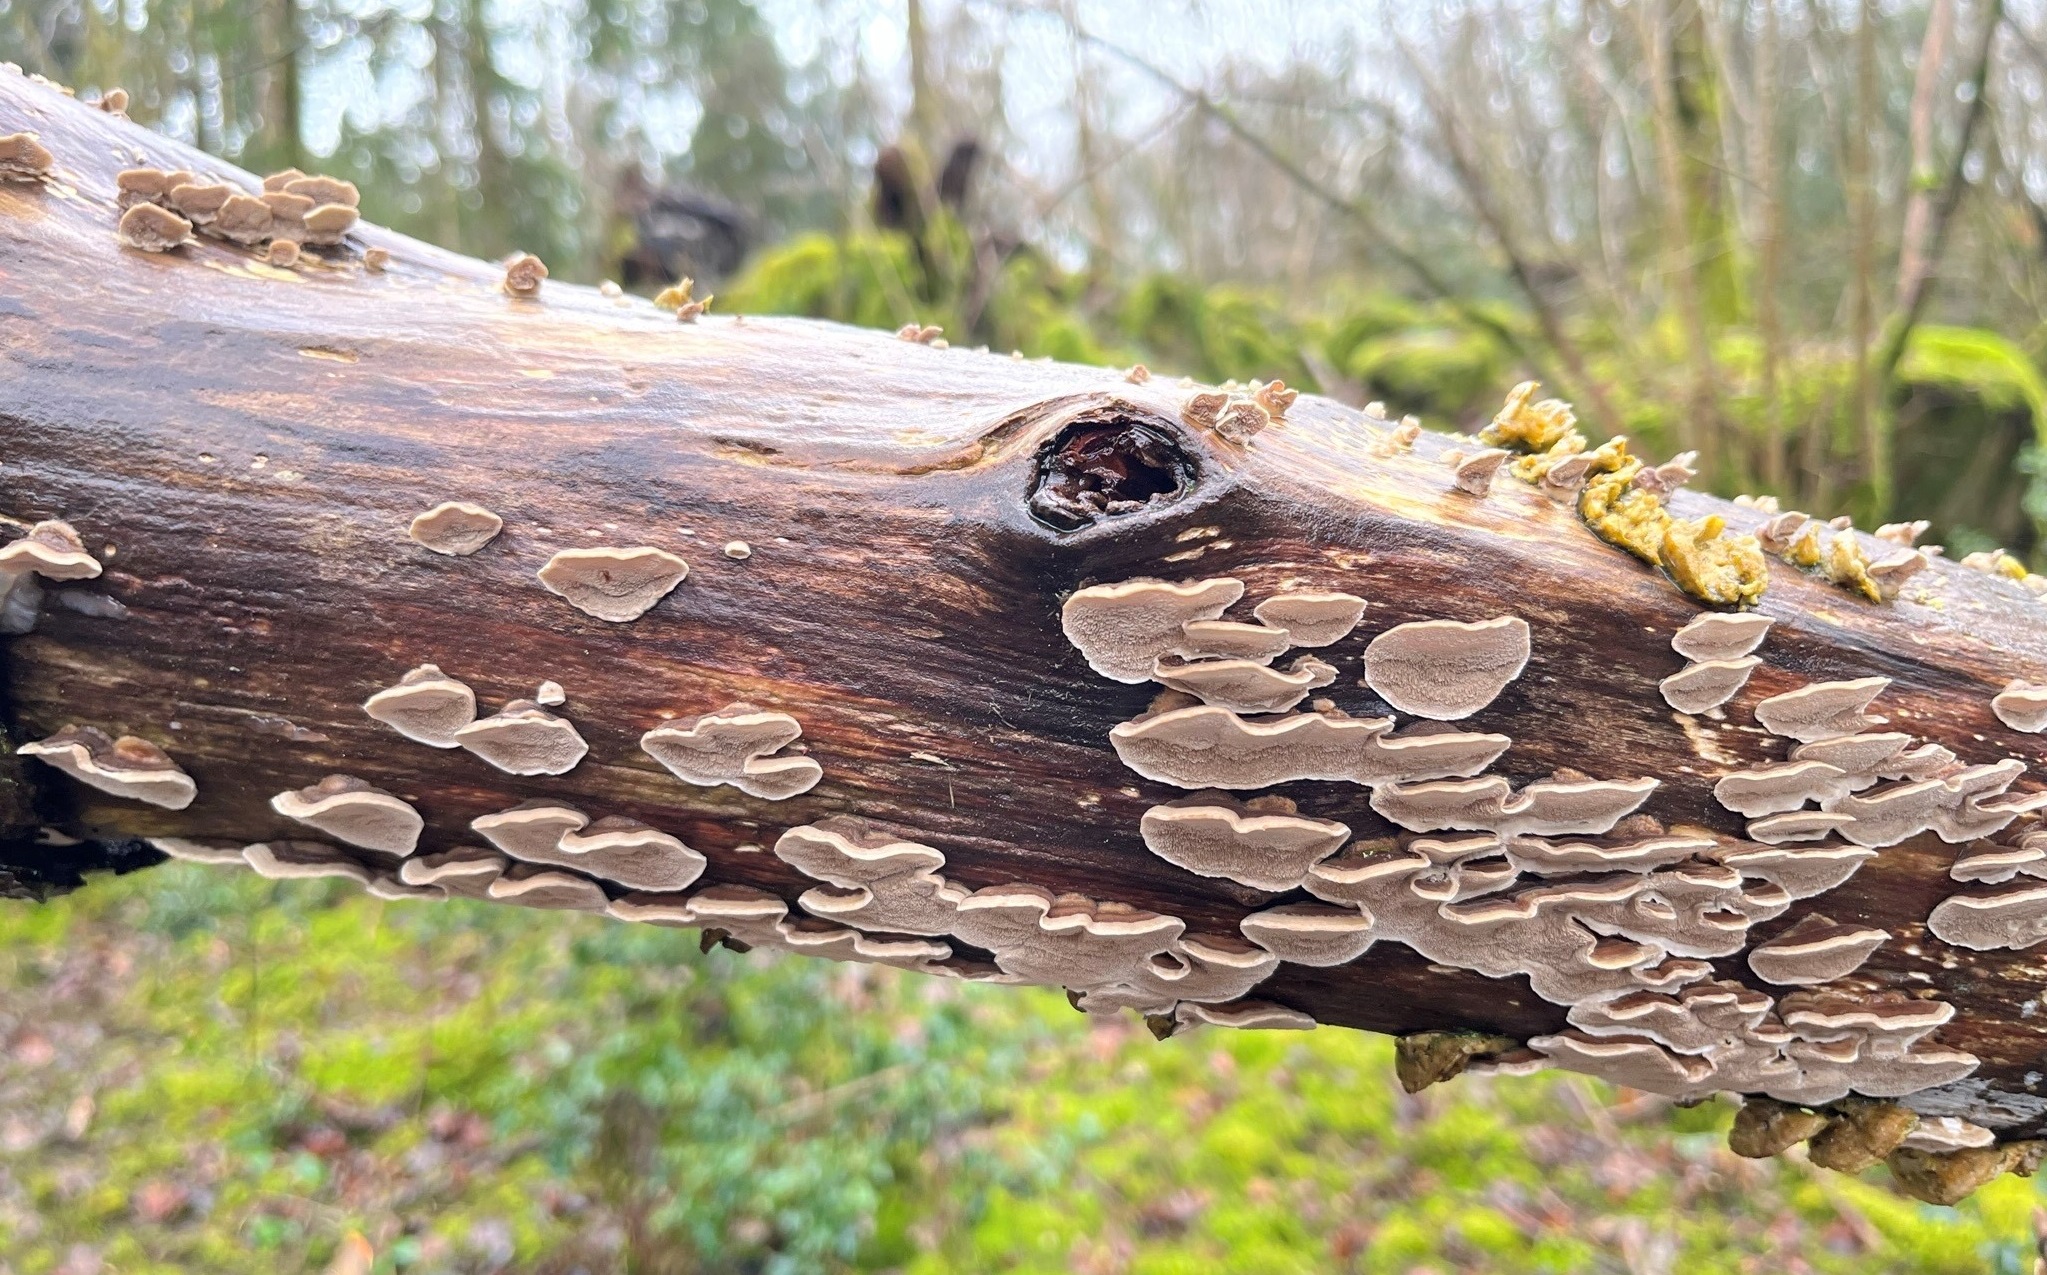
[1878,0,2005,388]
[1848,0,1884,512]
[12,70,2047,1198]
[1637,0,1728,479]
[1896,0,1958,310]
[1752,0,1790,493]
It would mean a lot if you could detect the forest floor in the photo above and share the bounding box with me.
[0,864,2040,1274]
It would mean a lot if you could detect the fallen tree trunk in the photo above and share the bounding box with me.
[7,68,2047,1202]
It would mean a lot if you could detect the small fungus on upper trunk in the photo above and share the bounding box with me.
[502,252,548,296]
[116,202,192,253]
[0,131,53,181]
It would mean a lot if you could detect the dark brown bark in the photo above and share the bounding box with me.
[8,71,2047,1155]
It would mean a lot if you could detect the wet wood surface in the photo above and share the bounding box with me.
[7,70,2047,1134]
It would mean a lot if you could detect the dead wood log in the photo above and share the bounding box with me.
[8,69,2047,1199]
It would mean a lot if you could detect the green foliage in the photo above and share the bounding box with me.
[5,867,2046,1272]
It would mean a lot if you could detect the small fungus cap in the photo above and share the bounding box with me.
[408,501,503,556]
[282,175,360,207]
[269,774,423,856]
[0,520,100,580]
[453,701,589,776]
[20,725,196,810]
[362,663,477,748]
[0,131,54,179]
[503,252,548,295]
[1362,616,1531,720]
[537,546,688,622]
[1061,577,1245,683]
[117,201,192,252]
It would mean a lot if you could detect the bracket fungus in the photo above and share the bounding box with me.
[1237,903,1377,967]
[0,520,100,580]
[0,131,53,180]
[1110,704,1509,790]
[1440,447,1511,496]
[362,663,477,748]
[1138,797,1351,892]
[471,801,588,861]
[148,837,247,865]
[1928,884,2047,951]
[535,680,566,706]
[527,816,707,893]
[1361,616,1530,720]
[1061,577,1244,683]
[1369,774,1658,840]
[1659,657,1762,715]
[116,202,192,253]
[1744,914,1888,985]
[243,840,372,885]
[1173,1000,1317,1032]
[269,775,423,856]
[1670,612,1772,663]
[1530,983,1977,1107]
[502,252,547,296]
[537,545,688,622]
[453,701,589,776]
[641,703,824,799]
[1181,389,1273,443]
[20,726,196,810]
[1177,619,1291,662]
[398,847,508,899]
[1992,682,2047,734]
[487,865,607,911]
[1753,678,1890,742]
[1248,591,1366,647]
[1150,653,1337,714]
[408,501,503,556]
[774,818,964,936]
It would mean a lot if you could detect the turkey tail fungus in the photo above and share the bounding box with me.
[10,67,2047,1204]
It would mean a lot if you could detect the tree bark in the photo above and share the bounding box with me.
[10,70,2047,1171]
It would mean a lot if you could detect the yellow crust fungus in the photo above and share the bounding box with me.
[1660,515,1768,610]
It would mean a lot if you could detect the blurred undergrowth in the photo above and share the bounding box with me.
[3,866,2045,1273]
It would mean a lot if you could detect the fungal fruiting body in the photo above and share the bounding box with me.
[1476,384,1766,608]
[1052,561,1992,1174]
[269,775,423,855]
[1661,612,1772,714]
[640,703,823,800]
[362,664,477,747]
[117,202,191,252]
[409,501,503,555]
[537,546,688,621]
[656,278,712,321]
[20,726,196,810]
[1361,616,1530,720]
[0,521,100,580]
[453,701,588,776]
[0,131,53,181]
[502,252,547,296]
